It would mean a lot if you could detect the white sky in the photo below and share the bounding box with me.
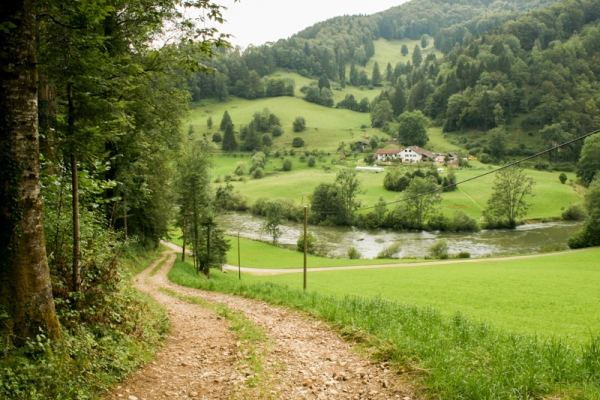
[210,0,410,49]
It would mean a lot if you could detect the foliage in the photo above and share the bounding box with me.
[377,243,402,259]
[559,172,568,184]
[347,247,362,259]
[307,156,316,167]
[483,166,535,228]
[428,239,449,259]
[261,201,285,245]
[212,132,222,143]
[577,134,600,186]
[568,178,600,248]
[296,232,317,255]
[397,110,429,146]
[292,116,307,132]
[562,203,587,221]
[401,176,441,229]
[221,124,238,151]
[282,158,293,171]
[292,137,305,148]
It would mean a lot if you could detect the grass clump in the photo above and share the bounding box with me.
[427,239,449,259]
[168,253,600,399]
[377,242,402,259]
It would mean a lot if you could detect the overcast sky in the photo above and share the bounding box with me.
[209,0,410,49]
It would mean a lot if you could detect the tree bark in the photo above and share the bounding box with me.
[0,0,60,344]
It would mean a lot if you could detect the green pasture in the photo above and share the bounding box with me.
[188,96,387,152]
[211,154,582,219]
[231,247,600,342]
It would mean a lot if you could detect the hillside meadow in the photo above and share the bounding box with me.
[212,153,581,219]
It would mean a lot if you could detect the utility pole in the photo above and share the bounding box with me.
[303,206,307,291]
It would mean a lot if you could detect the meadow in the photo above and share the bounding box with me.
[168,251,600,399]
[212,153,582,219]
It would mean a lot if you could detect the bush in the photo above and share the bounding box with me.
[212,132,222,142]
[347,247,362,259]
[293,117,306,132]
[457,251,471,258]
[377,243,402,259]
[562,204,587,221]
[234,162,246,176]
[292,137,305,147]
[282,158,292,171]
[252,167,264,179]
[297,232,317,254]
[299,154,307,162]
[272,125,283,137]
[307,156,316,167]
[428,239,449,259]
[559,172,568,184]
[262,134,272,146]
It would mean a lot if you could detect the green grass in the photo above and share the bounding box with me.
[212,156,582,219]
[246,247,600,342]
[189,96,385,153]
[167,252,600,399]
[225,235,421,269]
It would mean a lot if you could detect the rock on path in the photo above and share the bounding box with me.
[109,251,417,399]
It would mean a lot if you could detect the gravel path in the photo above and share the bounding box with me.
[109,251,417,399]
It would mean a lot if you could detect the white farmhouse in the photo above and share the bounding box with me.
[399,146,437,163]
[374,149,402,161]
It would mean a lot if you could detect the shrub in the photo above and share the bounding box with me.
[307,156,316,167]
[347,247,362,259]
[377,243,402,259]
[562,204,587,221]
[272,125,283,137]
[428,239,449,259]
[293,117,306,132]
[234,162,246,176]
[252,167,264,179]
[292,137,305,147]
[457,251,471,258]
[282,158,292,171]
[262,134,272,146]
[212,132,222,142]
[296,232,317,254]
[299,154,307,162]
[559,172,568,184]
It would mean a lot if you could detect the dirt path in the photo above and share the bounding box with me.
[110,251,416,399]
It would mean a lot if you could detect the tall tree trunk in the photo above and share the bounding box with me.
[68,84,80,293]
[0,0,60,344]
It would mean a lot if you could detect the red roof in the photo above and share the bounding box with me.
[375,149,401,155]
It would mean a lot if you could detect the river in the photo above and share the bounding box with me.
[218,212,582,259]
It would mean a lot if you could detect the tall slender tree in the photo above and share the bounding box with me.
[0,0,61,344]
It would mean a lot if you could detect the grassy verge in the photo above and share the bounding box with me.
[0,244,170,399]
[149,253,170,277]
[168,253,600,399]
[159,287,274,396]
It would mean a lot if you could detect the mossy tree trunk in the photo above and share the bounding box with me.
[0,0,61,345]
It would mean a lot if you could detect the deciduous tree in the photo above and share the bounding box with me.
[483,166,535,228]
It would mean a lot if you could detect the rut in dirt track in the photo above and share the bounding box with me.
[109,251,417,400]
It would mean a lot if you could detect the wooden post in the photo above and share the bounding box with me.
[303,206,307,291]
[238,232,241,280]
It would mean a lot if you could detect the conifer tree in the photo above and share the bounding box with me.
[372,62,382,86]
[349,63,359,86]
[220,110,233,131]
[412,45,423,67]
[401,44,409,56]
[221,124,238,151]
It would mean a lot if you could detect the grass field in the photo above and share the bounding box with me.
[239,247,600,342]
[168,252,600,398]
[211,154,582,218]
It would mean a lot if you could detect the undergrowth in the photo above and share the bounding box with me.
[168,253,600,399]
[0,244,169,399]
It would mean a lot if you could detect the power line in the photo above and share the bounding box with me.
[357,129,600,212]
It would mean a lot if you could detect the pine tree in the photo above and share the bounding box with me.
[221,124,238,151]
[371,62,382,86]
[412,45,423,67]
[220,110,233,131]
[390,84,407,117]
[349,63,359,86]
[386,63,393,82]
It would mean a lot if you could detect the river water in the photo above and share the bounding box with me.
[218,212,582,259]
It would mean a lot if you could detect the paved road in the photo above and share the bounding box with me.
[161,240,593,276]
